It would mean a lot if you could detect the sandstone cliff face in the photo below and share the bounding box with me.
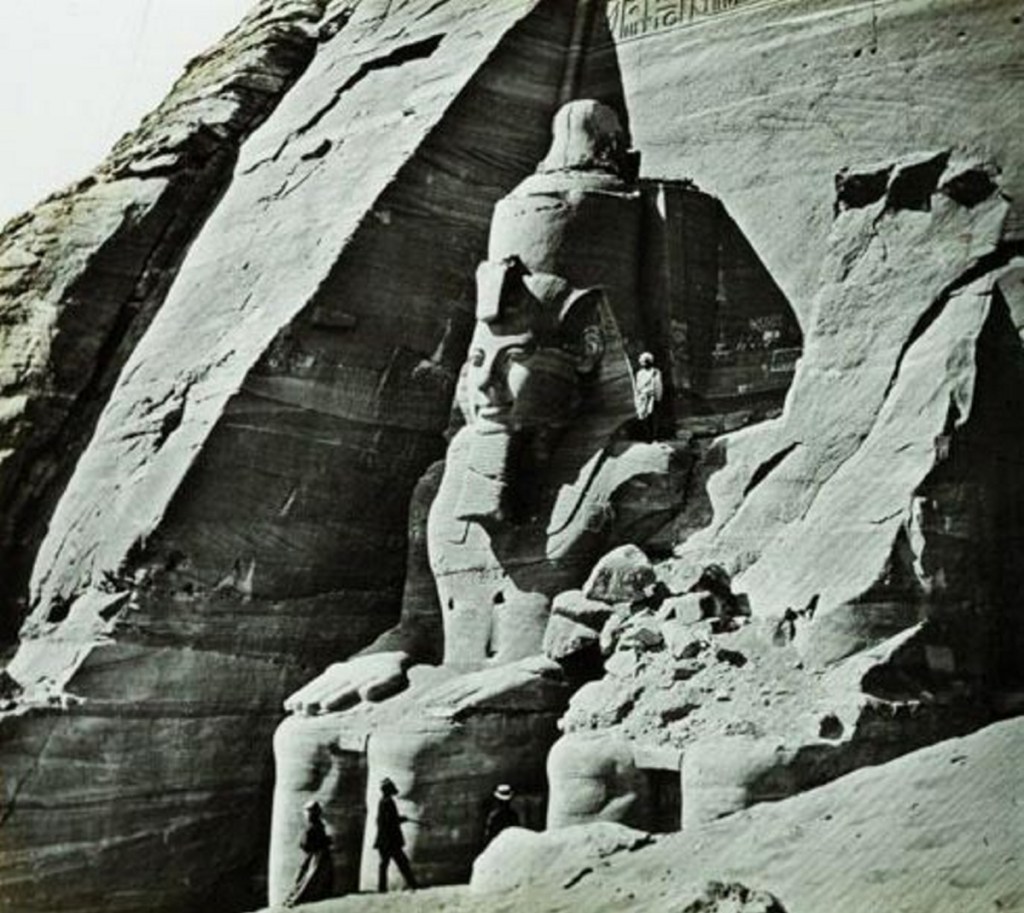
[0,1,1021,911]
[616,0,1024,321]
[671,152,1019,644]
[2,1,619,910]
[0,0,329,643]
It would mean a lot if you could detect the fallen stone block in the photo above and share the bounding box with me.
[584,544,656,604]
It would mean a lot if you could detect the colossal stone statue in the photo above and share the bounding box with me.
[269,100,687,899]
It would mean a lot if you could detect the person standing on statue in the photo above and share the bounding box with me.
[282,800,333,907]
[482,783,520,848]
[634,351,663,440]
[374,778,418,892]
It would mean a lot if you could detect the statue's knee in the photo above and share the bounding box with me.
[273,712,344,790]
[681,736,799,829]
[546,732,649,829]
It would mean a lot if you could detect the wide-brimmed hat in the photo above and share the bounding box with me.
[493,784,514,801]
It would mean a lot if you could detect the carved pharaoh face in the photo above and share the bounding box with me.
[459,258,604,435]
[451,258,604,523]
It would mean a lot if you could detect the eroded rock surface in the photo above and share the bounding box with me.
[0,0,328,642]
[619,0,1024,322]
[1,1,1021,911]
[471,821,653,894]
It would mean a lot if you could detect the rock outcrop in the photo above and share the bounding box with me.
[0,0,329,643]
[470,821,653,893]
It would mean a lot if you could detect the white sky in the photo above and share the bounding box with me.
[0,0,256,225]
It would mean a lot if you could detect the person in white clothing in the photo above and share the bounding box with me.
[634,351,663,440]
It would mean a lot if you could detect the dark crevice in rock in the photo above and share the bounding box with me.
[742,441,800,497]
[881,240,1024,406]
[681,881,789,913]
[885,150,950,212]
[415,0,451,22]
[154,400,187,451]
[834,163,891,213]
[941,164,1001,208]
[300,138,332,160]
[908,282,1024,691]
[44,595,73,624]
[818,712,844,739]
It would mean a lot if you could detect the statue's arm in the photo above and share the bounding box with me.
[282,459,446,716]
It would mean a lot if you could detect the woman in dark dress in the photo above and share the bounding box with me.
[283,800,333,906]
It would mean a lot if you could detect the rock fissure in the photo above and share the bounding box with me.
[881,239,1024,406]
[253,32,445,171]
[741,441,800,497]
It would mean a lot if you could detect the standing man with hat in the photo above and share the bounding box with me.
[374,778,418,892]
[483,783,520,848]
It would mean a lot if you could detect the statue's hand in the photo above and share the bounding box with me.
[283,651,410,716]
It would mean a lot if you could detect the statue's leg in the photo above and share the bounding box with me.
[546,731,656,830]
[680,736,803,829]
[269,713,367,904]
[359,672,567,890]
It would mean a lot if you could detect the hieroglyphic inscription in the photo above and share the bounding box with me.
[606,0,748,41]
